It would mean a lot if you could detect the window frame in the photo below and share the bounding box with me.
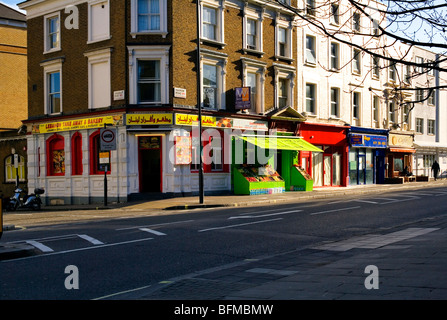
[128,45,170,105]
[41,59,63,115]
[46,133,65,177]
[416,118,424,134]
[200,52,227,110]
[428,119,435,135]
[44,12,61,54]
[305,83,316,115]
[71,132,83,176]
[4,154,26,183]
[352,91,361,120]
[199,0,225,47]
[275,19,293,60]
[388,101,396,124]
[243,7,263,54]
[352,12,361,32]
[305,34,317,66]
[274,65,295,110]
[352,48,361,75]
[242,58,266,115]
[88,0,111,44]
[330,41,339,71]
[84,48,112,109]
[330,87,340,118]
[373,95,379,124]
[130,0,168,38]
[330,3,340,25]
[90,130,111,175]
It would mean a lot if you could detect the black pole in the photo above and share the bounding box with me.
[196,0,204,204]
[104,165,108,207]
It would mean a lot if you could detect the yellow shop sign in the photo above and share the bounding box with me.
[32,115,123,134]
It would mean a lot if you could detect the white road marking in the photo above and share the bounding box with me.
[229,210,302,219]
[3,238,154,262]
[309,206,361,216]
[116,219,194,231]
[93,284,153,300]
[25,240,54,253]
[352,199,379,204]
[139,228,166,236]
[78,234,104,245]
[198,218,283,232]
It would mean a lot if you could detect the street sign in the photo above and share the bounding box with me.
[99,151,110,171]
[13,154,19,169]
[100,128,117,151]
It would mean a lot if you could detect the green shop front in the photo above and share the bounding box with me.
[232,135,323,195]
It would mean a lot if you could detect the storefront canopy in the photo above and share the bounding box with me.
[237,136,323,152]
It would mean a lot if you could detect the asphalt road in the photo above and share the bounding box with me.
[1,186,447,300]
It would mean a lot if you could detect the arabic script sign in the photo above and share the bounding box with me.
[126,114,173,125]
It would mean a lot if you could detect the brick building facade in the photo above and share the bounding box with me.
[0,3,28,202]
[19,0,306,204]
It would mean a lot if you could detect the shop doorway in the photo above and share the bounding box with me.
[139,136,162,193]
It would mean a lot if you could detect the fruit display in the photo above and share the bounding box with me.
[237,165,284,182]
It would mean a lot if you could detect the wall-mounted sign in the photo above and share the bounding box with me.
[350,134,387,148]
[175,136,192,165]
[31,115,123,134]
[235,87,251,110]
[175,113,268,131]
[174,87,187,99]
[126,113,173,125]
[389,133,413,148]
[113,90,125,101]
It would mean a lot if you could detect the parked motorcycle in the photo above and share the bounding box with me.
[6,188,45,211]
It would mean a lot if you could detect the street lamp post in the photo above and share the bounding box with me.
[196,0,204,204]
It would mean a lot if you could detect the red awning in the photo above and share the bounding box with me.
[389,148,416,153]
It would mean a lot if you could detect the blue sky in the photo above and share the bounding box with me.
[1,0,23,12]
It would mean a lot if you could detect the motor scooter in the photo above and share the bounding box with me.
[6,187,45,211]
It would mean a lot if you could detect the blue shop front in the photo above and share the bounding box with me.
[348,127,389,185]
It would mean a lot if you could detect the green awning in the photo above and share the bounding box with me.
[237,136,323,152]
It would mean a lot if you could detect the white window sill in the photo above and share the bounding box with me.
[44,48,61,55]
[243,48,264,57]
[200,38,226,49]
[275,55,294,63]
[130,31,169,39]
[87,36,112,44]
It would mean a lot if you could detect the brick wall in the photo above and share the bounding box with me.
[0,25,27,129]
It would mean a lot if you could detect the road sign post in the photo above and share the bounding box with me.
[100,126,116,207]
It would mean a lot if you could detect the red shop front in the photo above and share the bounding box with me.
[298,122,349,187]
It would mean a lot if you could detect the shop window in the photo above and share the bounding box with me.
[90,130,111,174]
[190,130,228,173]
[46,134,65,176]
[71,132,83,176]
[5,155,26,183]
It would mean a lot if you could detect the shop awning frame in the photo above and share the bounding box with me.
[235,135,323,152]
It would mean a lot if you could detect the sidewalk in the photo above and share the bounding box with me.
[2,179,447,264]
